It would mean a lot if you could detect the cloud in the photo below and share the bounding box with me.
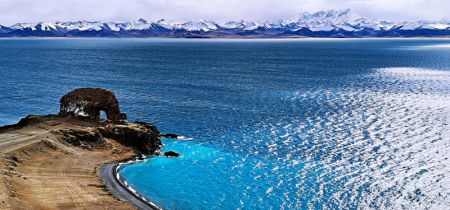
[0,0,448,25]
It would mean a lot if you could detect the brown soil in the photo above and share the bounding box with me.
[0,117,138,209]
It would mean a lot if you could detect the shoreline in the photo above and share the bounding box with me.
[101,163,161,210]
[0,116,160,209]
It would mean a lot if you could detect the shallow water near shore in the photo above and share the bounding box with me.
[1,38,450,209]
[120,138,307,209]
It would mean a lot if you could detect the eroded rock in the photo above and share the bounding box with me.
[56,128,108,151]
[53,122,161,154]
[98,122,161,154]
[1,88,162,155]
[59,88,127,123]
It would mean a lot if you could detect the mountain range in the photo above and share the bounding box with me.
[1,9,449,38]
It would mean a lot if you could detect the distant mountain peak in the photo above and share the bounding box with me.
[0,9,449,38]
[10,23,35,30]
[36,22,58,31]
[297,9,361,22]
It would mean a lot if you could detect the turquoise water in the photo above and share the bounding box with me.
[1,39,450,209]
[120,138,306,209]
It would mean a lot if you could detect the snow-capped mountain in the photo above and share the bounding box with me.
[1,9,449,38]
[398,20,450,30]
[298,9,386,31]
[181,20,218,32]
[57,21,104,31]
[10,23,37,31]
[222,20,260,31]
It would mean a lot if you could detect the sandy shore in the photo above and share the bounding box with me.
[0,116,155,209]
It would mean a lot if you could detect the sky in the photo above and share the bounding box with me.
[0,0,449,25]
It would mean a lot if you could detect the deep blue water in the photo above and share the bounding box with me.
[1,39,450,209]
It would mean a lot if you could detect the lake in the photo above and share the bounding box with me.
[1,38,449,209]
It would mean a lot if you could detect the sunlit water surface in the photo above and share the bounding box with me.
[0,39,449,209]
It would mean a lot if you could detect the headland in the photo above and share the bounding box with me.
[0,88,163,209]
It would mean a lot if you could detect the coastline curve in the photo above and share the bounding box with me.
[101,163,162,210]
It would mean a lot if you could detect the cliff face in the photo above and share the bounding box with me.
[98,122,161,154]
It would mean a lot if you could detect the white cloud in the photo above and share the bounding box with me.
[0,0,449,25]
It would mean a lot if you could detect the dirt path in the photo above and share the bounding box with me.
[0,128,51,155]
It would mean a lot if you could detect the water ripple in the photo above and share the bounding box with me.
[234,67,450,209]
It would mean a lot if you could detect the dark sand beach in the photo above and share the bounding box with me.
[101,163,160,210]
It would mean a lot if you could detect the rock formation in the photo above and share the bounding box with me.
[55,127,109,151]
[59,88,127,123]
[164,151,180,157]
[98,122,161,154]
[0,88,163,155]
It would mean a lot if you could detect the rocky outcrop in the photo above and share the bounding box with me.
[50,121,161,154]
[55,128,109,151]
[59,88,127,123]
[1,88,162,155]
[98,122,161,154]
[0,115,162,155]
[164,151,180,157]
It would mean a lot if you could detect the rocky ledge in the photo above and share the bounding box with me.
[52,120,161,154]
